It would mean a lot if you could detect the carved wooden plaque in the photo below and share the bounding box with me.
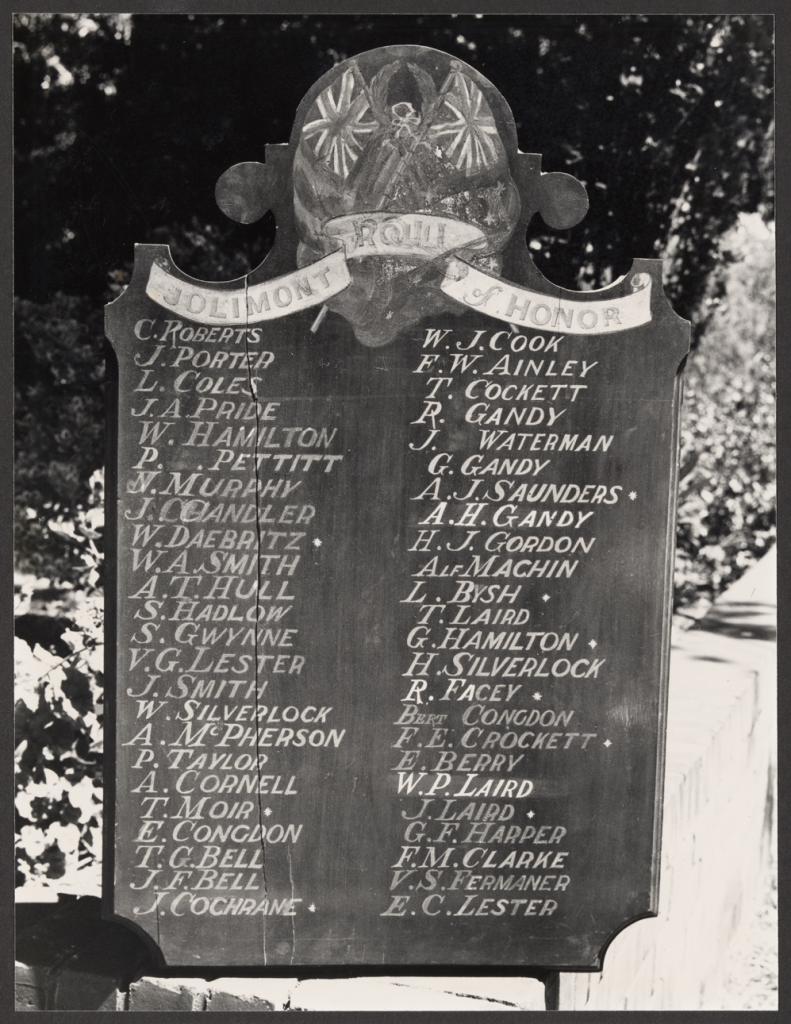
[104,45,689,969]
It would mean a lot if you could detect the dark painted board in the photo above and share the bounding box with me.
[104,45,689,970]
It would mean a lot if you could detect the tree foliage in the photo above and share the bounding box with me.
[14,14,773,308]
[15,295,106,581]
[15,472,104,887]
[675,216,775,609]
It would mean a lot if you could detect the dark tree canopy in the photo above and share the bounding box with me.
[13,13,774,581]
[14,14,773,310]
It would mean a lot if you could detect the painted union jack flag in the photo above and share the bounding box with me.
[430,71,501,175]
[302,69,378,179]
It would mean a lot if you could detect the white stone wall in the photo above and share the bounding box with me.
[554,550,777,1011]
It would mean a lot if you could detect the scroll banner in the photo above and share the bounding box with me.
[324,212,486,261]
[145,251,349,325]
[144,214,653,334]
[441,257,653,335]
